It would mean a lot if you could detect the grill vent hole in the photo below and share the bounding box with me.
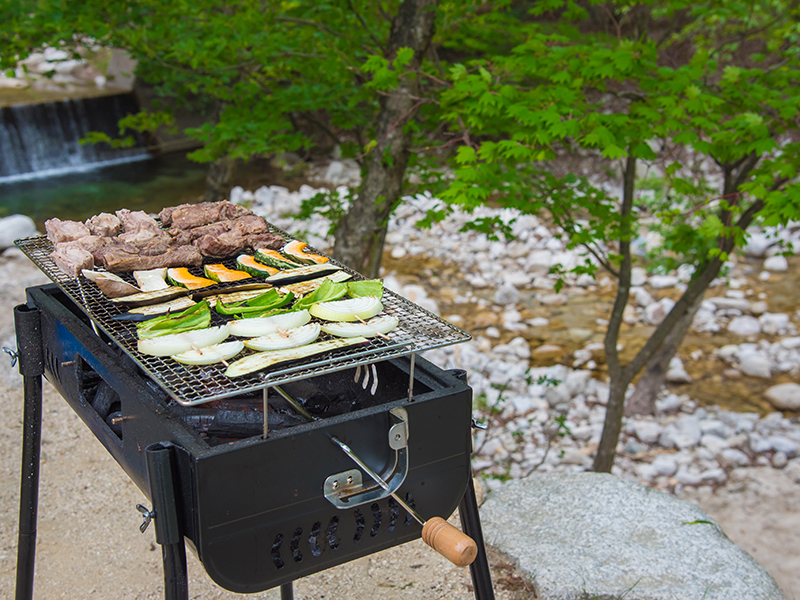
[404,493,416,526]
[290,527,303,563]
[353,509,365,543]
[387,497,399,532]
[326,516,340,550]
[308,522,322,557]
[271,533,284,569]
[370,503,382,537]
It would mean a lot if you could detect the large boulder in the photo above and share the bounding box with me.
[480,473,784,600]
[0,214,39,249]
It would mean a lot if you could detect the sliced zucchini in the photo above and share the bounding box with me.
[224,337,369,378]
[255,248,304,270]
[113,297,198,321]
[264,263,343,286]
[167,267,216,290]
[282,240,330,265]
[278,270,352,296]
[236,254,279,277]
[109,286,189,307]
[203,264,252,283]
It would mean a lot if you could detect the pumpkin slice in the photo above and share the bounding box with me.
[282,240,330,265]
[203,264,252,283]
[167,267,216,290]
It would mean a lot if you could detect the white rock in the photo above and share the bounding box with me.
[727,316,761,337]
[750,301,769,315]
[651,454,678,476]
[649,275,680,289]
[764,383,800,410]
[744,233,773,257]
[763,255,788,271]
[759,312,790,335]
[656,394,684,414]
[772,452,789,468]
[719,448,751,468]
[631,420,663,444]
[665,357,692,383]
[494,281,520,305]
[707,297,751,311]
[700,434,729,454]
[631,267,648,287]
[642,297,674,325]
[630,286,655,307]
[0,215,39,248]
[738,353,772,378]
[766,435,798,456]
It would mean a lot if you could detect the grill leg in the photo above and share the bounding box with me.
[280,582,294,600]
[459,478,495,600]
[14,305,44,600]
[146,443,189,600]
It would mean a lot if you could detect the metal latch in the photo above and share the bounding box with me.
[324,407,408,509]
[2,347,18,368]
[136,504,155,533]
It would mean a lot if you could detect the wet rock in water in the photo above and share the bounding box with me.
[666,357,693,383]
[738,352,772,379]
[481,473,784,600]
[728,315,762,337]
[494,281,520,305]
[532,344,564,361]
[764,383,800,411]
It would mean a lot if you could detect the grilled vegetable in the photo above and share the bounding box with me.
[236,254,279,277]
[203,264,252,283]
[320,315,399,338]
[171,340,244,365]
[310,296,383,322]
[109,286,188,307]
[133,268,169,292]
[264,263,342,285]
[136,300,212,339]
[215,289,294,316]
[244,323,321,351]
[292,279,348,311]
[278,270,352,296]
[137,325,230,357]
[113,297,198,321]
[282,240,330,265]
[229,309,311,337]
[82,269,140,298]
[224,336,368,377]
[167,267,216,290]
[193,282,273,302]
[347,279,384,298]
[255,248,304,270]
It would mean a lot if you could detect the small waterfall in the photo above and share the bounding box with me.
[0,93,149,183]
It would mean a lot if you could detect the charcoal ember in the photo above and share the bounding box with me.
[102,244,203,272]
[85,212,121,237]
[91,380,121,420]
[115,209,162,234]
[45,218,90,244]
[50,241,95,277]
[166,200,251,231]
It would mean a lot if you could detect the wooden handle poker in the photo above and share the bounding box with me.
[421,516,478,567]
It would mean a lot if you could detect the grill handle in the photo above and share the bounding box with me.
[331,436,478,568]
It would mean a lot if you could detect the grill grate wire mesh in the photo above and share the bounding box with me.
[16,227,470,406]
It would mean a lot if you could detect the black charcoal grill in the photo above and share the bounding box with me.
[11,232,495,600]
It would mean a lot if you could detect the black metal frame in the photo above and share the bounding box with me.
[12,289,496,600]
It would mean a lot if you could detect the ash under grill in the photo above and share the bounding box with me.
[16,230,470,406]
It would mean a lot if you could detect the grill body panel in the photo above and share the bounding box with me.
[27,284,473,593]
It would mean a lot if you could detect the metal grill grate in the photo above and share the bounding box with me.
[16,229,470,406]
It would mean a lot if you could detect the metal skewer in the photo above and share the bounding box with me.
[330,436,477,567]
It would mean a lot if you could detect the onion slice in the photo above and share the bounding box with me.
[137,325,230,357]
[171,340,244,365]
[309,296,383,322]
[320,315,398,338]
[244,323,321,351]
[229,309,311,337]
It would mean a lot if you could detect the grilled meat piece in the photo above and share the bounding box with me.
[115,209,162,234]
[247,232,286,251]
[165,200,252,231]
[85,213,121,237]
[50,241,95,277]
[45,218,90,244]
[74,235,109,264]
[102,244,203,272]
[117,227,171,249]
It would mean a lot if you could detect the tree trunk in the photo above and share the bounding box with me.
[625,292,703,416]
[592,378,631,473]
[204,157,235,203]
[332,0,438,275]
